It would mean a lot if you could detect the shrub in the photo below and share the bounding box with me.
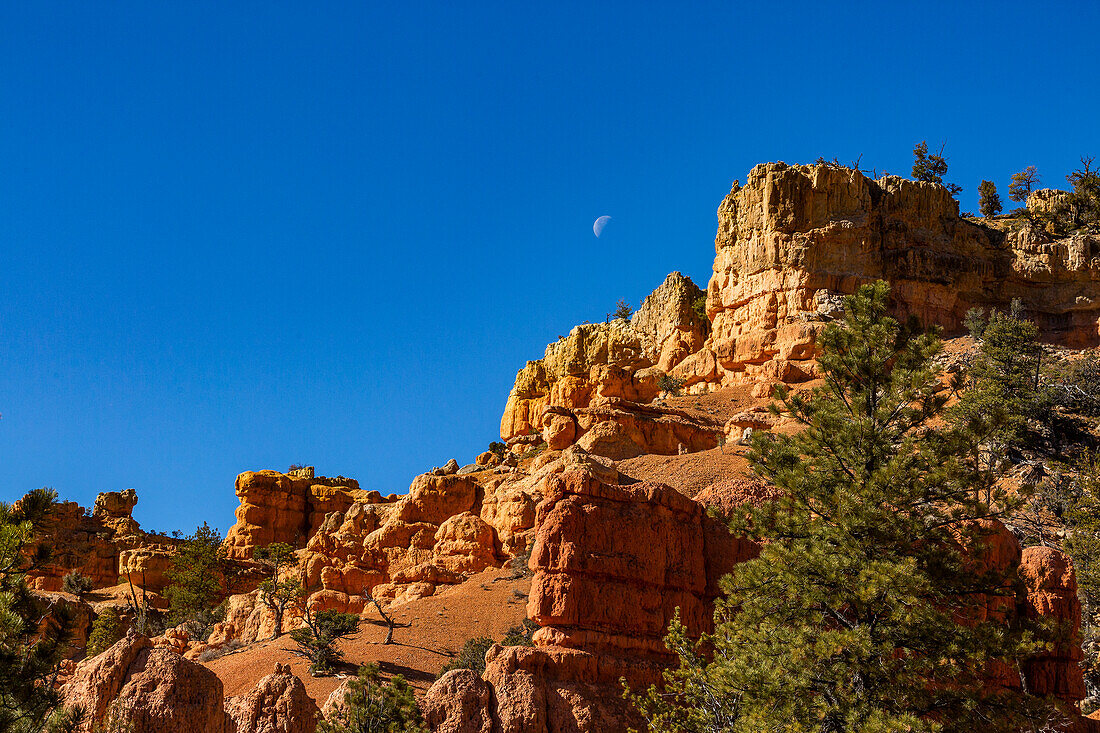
[501,618,538,647]
[87,607,124,658]
[440,636,494,676]
[62,570,93,600]
[691,294,708,322]
[197,638,244,662]
[291,608,360,676]
[319,664,427,733]
[487,441,507,458]
[1051,353,1100,417]
[657,372,685,396]
[613,299,633,321]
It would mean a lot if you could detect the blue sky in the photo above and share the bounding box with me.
[1,2,1097,533]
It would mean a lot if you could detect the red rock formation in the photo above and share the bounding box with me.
[223,470,370,559]
[425,469,1095,731]
[62,633,230,732]
[299,471,535,612]
[1020,545,1086,702]
[701,163,1100,387]
[225,663,320,733]
[500,163,1100,436]
[422,669,494,733]
[500,272,708,442]
[527,470,758,659]
[24,500,123,591]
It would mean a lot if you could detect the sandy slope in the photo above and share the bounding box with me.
[203,567,531,703]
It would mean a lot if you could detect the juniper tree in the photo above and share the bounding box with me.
[254,542,302,639]
[630,282,1064,733]
[0,489,83,733]
[291,607,360,675]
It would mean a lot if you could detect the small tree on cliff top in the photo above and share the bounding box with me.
[912,140,962,196]
[630,282,1065,733]
[1009,166,1041,203]
[979,180,1003,218]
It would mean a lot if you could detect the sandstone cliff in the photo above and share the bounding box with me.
[501,163,1100,449]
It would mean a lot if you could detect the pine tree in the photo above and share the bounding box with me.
[912,141,962,196]
[319,664,427,732]
[86,607,124,658]
[950,305,1049,457]
[630,282,1064,732]
[164,522,225,629]
[0,489,83,733]
[1008,166,1041,203]
[978,180,1003,218]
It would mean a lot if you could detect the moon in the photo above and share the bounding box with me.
[593,215,612,237]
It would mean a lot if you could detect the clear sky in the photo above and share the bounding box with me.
[1,2,1097,534]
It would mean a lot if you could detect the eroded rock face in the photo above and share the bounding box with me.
[1020,545,1086,702]
[24,501,125,591]
[704,162,1100,386]
[425,469,1093,732]
[93,489,140,536]
[225,663,319,733]
[527,470,758,659]
[500,164,1100,439]
[422,669,494,733]
[420,471,756,732]
[223,470,370,559]
[62,633,229,732]
[500,272,707,442]
[300,472,536,612]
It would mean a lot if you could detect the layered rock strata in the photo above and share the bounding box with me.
[700,162,1100,386]
[500,272,707,442]
[500,163,1100,442]
[223,470,382,559]
[301,471,538,612]
[425,469,1091,731]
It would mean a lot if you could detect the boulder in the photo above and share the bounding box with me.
[62,633,229,732]
[225,663,320,733]
[422,669,494,733]
[432,512,498,574]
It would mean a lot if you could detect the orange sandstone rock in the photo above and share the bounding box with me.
[63,633,229,732]
[225,664,320,733]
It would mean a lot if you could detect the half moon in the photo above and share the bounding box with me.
[593,215,612,237]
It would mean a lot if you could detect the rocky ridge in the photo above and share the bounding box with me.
[26,162,1100,731]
